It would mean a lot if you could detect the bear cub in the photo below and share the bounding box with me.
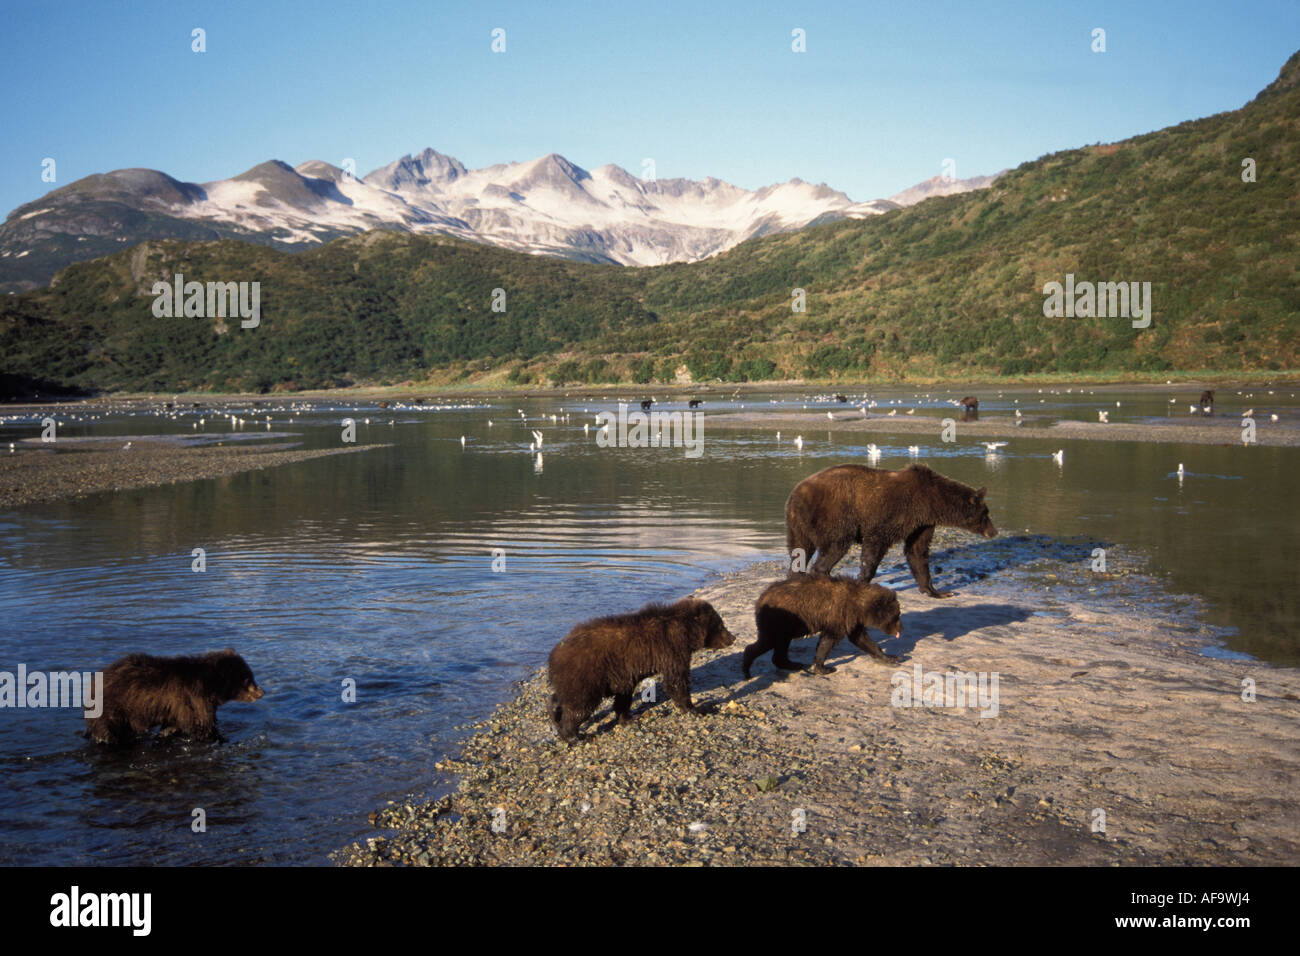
[744,574,903,678]
[547,597,735,742]
[85,649,264,745]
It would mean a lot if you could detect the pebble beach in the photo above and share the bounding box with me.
[337,537,1300,867]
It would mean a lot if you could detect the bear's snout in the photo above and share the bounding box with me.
[710,627,737,649]
[981,521,998,539]
[240,684,264,702]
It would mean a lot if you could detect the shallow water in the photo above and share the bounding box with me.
[0,384,1295,864]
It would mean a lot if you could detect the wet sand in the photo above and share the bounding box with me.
[0,438,384,509]
[701,411,1300,447]
[338,535,1300,867]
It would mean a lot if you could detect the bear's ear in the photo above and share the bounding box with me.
[219,648,237,658]
[975,487,987,500]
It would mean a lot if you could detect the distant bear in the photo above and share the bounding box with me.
[834,394,848,403]
[547,597,735,742]
[85,649,264,745]
[786,463,997,598]
[688,399,703,408]
[744,574,903,678]
[1199,390,1214,415]
[640,399,654,410]
[958,395,979,421]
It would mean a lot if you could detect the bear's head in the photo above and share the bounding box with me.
[963,487,997,539]
[864,586,903,638]
[210,649,264,703]
[682,598,736,650]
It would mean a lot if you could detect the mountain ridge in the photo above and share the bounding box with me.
[0,151,1000,293]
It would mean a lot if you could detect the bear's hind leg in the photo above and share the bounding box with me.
[811,541,850,575]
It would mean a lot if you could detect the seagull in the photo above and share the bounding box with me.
[866,443,880,455]
[1098,411,1109,423]
[583,423,589,436]
[906,408,915,415]
[1051,449,1064,465]
[827,411,834,420]
[861,406,868,418]
[982,442,1008,452]
[122,441,132,450]
[488,420,493,427]
[1177,463,1185,477]
[1271,414,1279,422]
[776,431,781,441]
[460,436,466,448]
[1189,404,1199,413]
[887,409,898,417]
[794,435,803,450]
[1243,408,1254,417]
[907,445,919,456]
[1015,409,1022,418]
[532,430,544,448]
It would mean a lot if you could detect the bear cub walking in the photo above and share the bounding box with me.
[85,649,264,745]
[744,574,903,678]
[547,597,735,742]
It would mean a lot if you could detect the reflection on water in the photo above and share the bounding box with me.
[0,385,1295,865]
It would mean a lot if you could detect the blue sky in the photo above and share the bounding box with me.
[2,0,1297,215]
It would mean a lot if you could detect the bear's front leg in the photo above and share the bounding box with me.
[905,525,951,597]
[848,624,903,665]
[612,692,635,724]
[663,670,697,714]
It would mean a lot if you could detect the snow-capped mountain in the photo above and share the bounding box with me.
[0,149,1001,292]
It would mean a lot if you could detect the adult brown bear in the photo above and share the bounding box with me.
[547,597,735,742]
[743,574,903,677]
[85,649,264,745]
[785,463,996,597]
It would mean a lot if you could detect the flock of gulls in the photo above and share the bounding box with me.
[3,389,1290,489]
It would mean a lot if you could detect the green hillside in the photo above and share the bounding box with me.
[3,51,1297,395]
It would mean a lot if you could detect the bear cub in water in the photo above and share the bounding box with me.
[744,574,903,678]
[547,597,735,742]
[85,649,264,745]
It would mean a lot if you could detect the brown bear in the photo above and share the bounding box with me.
[958,395,979,421]
[786,463,996,598]
[85,649,264,745]
[1199,389,1214,414]
[744,574,903,677]
[547,597,735,742]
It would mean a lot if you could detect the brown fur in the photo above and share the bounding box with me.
[547,597,735,742]
[744,575,903,677]
[785,463,997,598]
[958,395,979,421]
[85,649,264,745]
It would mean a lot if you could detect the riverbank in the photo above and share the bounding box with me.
[702,410,1300,447]
[0,437,384,509]
[337,539,1300,867]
